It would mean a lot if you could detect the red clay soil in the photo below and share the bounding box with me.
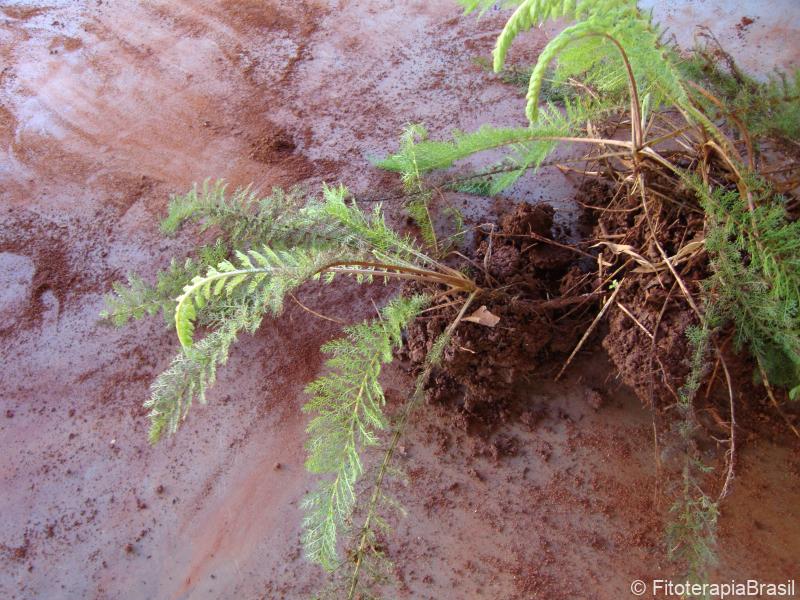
[1,2,799,600]
[403,202,590,417]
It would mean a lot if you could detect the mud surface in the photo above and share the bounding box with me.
[641,0,800,76]
[1,2,798,599]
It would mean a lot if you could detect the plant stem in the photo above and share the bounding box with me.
[320,260,476,291]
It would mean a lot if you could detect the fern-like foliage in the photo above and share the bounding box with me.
[161,179,306,244]
[459,0,704,128]
[111,181,456,443]
[386,124,440,251]
[173,246,336,348]
[101,241,227,327]
[666,482,719,583]
[469,0,691,121]
[102,181,317,329]
[698,177,800,398]
[106,178,477,595]
[103,269,179,327]
[682,41,800,143]
[378,103,580,194]
[145,299,262,443]
[489,0,632,70]
[143,245,341,443]
[678,325,711,407]
[316,184,431,268]
[301,294,429,570]
[381,0,722,201]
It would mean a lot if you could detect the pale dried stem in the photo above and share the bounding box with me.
[555,281,624,381]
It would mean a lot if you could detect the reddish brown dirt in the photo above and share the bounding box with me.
[571,176,706,408]
[403,202,593,417]
[1,2,799,600]
[367,353,800,599]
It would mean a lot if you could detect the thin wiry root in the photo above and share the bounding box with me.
[758,360,800,439]
[716,349,736,501]
[555,280,624,381]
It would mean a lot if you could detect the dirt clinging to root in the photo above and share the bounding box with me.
[403,172,715,418]
[403,202,599,418]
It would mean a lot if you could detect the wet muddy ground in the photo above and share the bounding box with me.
[1,2,798,599]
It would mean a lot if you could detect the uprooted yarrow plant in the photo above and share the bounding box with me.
[104,0,799,597]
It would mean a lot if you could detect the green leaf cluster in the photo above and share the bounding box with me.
[104,182,439,443]
[161,179,307,245]
[384,0,714,202]
[145,300,263,443]
[459,0,691,121]
[173,245,334,348]
[301,295,428,570]
[698,177,800,398]
[377,103,577,195]
[682,53,800,142]
[101,241,227,327]
[666,484,719,583]
[380,1,696,197]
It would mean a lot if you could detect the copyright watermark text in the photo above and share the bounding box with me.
[630,579,796,598]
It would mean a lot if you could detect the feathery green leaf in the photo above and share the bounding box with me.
[301,295,429,570]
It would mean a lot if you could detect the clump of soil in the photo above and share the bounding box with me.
[402,202,599,417]
[576,174,709,406]
[402,165,719,418]
[735,16,756,38]
[249,122,297,164]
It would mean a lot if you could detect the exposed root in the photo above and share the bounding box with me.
[758,359,800,439]
[555,281,623,381]
[716,349,736,501]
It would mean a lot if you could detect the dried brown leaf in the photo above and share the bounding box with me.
[464,305,501,327]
